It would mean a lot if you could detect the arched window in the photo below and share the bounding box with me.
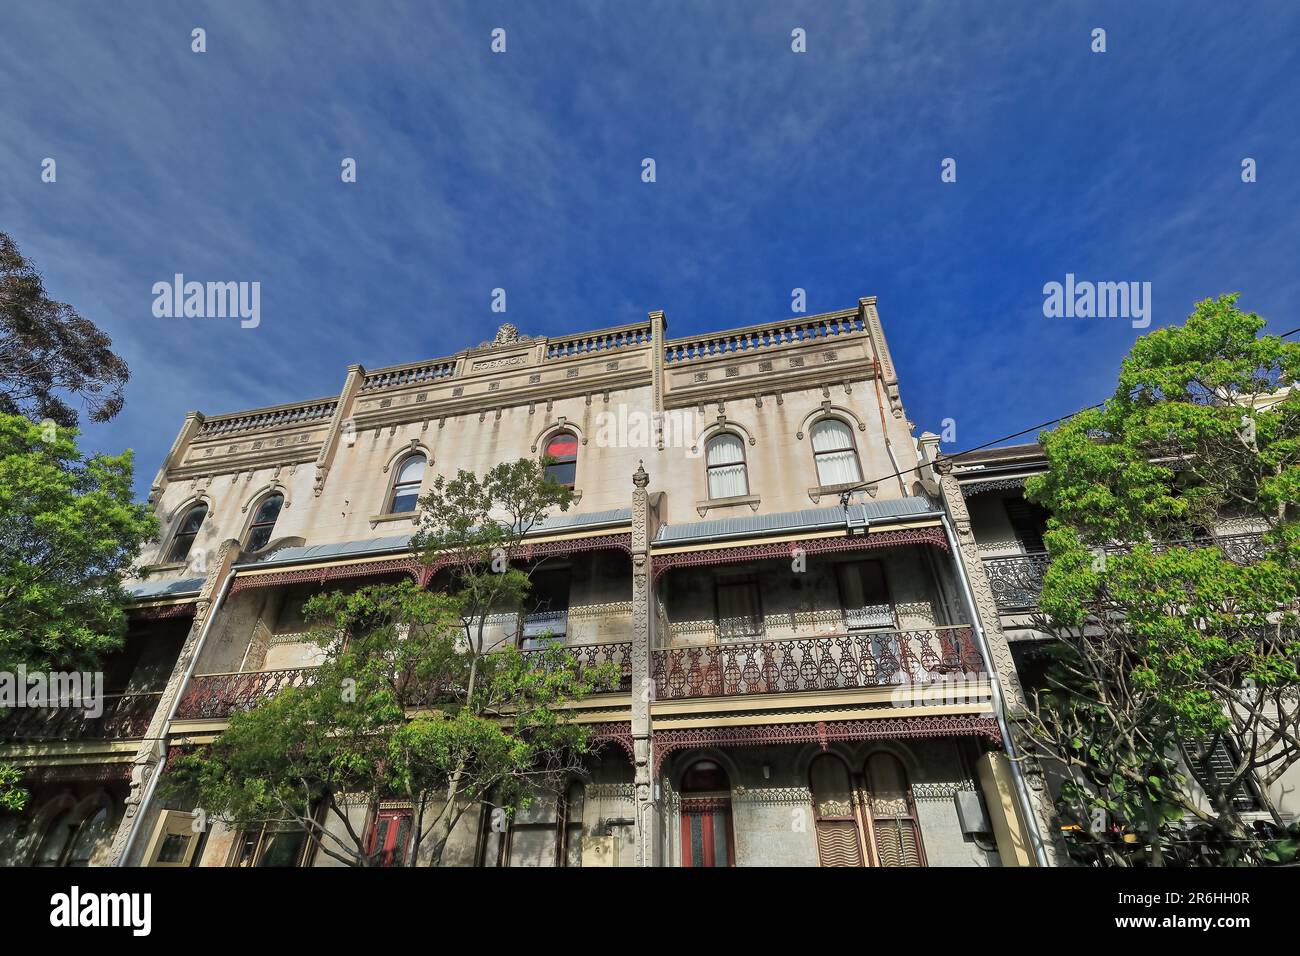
[865,753,925,867]
[705,433,748,499]
[33,795,115,867]
[388,454,426,514]
[245,493,284,552]
[165,502,207,564]
[543,431,578,489]
[679,759,734,867]
[810,754,864,867]
[810,419,862,487]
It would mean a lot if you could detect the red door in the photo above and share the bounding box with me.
[368,809,412,867]
[680,798,735,867]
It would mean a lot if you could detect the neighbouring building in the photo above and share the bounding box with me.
[1,299,1066,867]
[954,443,1300,834]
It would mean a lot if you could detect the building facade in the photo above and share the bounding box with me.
[1,299,1060,867]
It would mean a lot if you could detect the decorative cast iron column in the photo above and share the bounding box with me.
[630,461,656,866]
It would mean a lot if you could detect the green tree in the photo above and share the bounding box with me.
[0,412,157,811]
[411,456,577,701]
[1021,294,1300,865]
[0,233,129,426]
[169,459,615,866]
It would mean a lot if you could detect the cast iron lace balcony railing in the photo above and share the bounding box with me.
[175,668,316,720]
[649,627,984,701]
[175,641,634,720]
[982,532,1268,611]
[519,640,632,693]
[983,553,1051,610]
[0,690,163,741]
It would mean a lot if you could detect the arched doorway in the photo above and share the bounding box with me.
[679,759,734,867]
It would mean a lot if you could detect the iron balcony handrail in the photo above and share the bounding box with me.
[0,690,164,741]
[650,625,985,701]
[176,640,634,719]
[983,532,1267,609]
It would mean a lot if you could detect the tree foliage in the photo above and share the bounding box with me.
[1022,294,1300,865]
[0,412,158,672]
[0,232,129,426]
[0,411,156,815]
[168,459,615,866]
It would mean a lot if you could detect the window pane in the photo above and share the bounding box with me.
[395,455,425,484]
[545,434,578,459]
[708,462,748,499]
[158,833,192,864]
[35,810,78,866]
[810,756,853,818]
[545,460,576,486]
[815,448,862,486]
[246,525,273,552]
[390,488,419,514]
[180,504,207,534]
[258,828,306,867]
[66,805,111,866]
[166,532,197,564]
[810,419,853,452]
[867,754,909,815]
[706,434,743,466]
[253,494,283,525]
[716,581,760,639]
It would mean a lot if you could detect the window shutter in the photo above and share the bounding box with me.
[815,819,864,867]
[873,819,923,867]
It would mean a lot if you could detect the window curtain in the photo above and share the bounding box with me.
[706,434,748,498]
[811,420,862,485]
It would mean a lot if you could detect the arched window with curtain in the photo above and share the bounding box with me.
[388,453,426,513]
[165,502,207,563]
[705,433,748,499]
[679,759,734,867]
[865,752,925,866]
[810,418,862,487]
[543,431,578,488]
[244,493,284,552]
[809,754,864,866]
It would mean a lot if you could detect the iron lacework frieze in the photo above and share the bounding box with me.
[127,602,198,622]
[651,714,1002,775]
[651,627,984,701]
[651,526,948,583]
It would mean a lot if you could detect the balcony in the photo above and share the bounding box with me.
[0,691,162,742]
[650,627,984,701]
[175,668,314,720]
[982,533,1268,611]
[983,553,1049,610]
[175,641,634,721]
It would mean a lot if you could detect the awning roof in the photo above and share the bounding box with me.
[653,495,938,546]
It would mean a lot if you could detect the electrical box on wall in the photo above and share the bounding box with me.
[955,790,992,835]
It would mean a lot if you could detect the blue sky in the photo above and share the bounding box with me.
[2,1,1298,499]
